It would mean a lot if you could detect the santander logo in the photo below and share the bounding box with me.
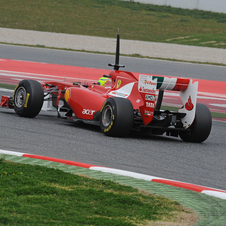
[185,96,194,111]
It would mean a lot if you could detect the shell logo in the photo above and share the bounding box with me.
[144,80,155,85]
[65,88,71,103]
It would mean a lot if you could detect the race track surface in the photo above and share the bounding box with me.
[0,44,226,191]
[0,101,225,190]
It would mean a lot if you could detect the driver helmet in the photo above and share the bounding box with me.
[97,77,111,87]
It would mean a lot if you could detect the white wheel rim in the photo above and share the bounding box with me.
[102,105,113,127]
[15,87,26,108]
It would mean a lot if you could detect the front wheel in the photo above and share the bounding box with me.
[179,103,212,143]
[100,97,134,137]
[13,80,44,118]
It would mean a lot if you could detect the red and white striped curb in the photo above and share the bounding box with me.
[1,149,226,200]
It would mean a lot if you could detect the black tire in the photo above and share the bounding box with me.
[179,103,212,143]
[100,97,134,137]
[13,80,44,118]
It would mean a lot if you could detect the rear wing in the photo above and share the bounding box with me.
[138,74,198,128]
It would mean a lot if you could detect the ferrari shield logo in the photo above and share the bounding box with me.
[117,80,121,89]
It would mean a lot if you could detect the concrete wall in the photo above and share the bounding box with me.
[124,0,226,14]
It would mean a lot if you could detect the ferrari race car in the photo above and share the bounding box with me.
[0,35,212,143]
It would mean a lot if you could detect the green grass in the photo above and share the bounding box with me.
[0,83,16,90]
[0,0,226,48]
[0,159,190,225]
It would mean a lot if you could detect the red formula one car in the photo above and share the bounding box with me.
[0,35,212,142]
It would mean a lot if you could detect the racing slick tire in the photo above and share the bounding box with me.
[13,80,44,118]
[100,97,134,137]
[179,103,212,143]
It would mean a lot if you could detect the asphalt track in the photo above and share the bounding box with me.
[1,43,226,82]
[0,46,226,114]
[0,44,226,191]
[0,98,225,188]
[1,44,226,224]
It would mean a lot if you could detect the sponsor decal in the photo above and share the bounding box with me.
[146,102,155,108]
[117,80,121,89]
[12,84,19,101]
[139,87,156,94]
[144,110,153,116]
[185,95,194,111]
[24,93,30,108]
[110,91,128,98]
[100,100,107,112]
[108,82,135,98]
[64,89,70,103]
[82,109,95,115]
[104,120,114,133]
[145,94,155,101]
[104,113,115,133]
[138,75,157,94]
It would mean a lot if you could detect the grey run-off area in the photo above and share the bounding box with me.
[0,27,226,65]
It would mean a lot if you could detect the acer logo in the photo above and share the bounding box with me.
[82,109,95,115]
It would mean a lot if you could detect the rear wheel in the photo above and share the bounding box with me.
[13,80,44,118]
[100,97,134,137]
[179,103,212,143]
